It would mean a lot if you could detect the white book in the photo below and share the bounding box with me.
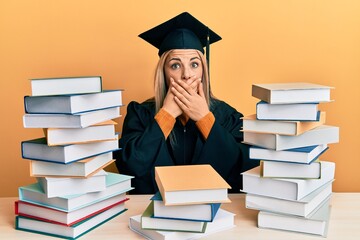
[252,82,333,104]
[15,201,127,239]
[25,90,123,114]
[242,112,326,135]
[129,209,235,240]
[249,144,328,164]
[45,120,117,146]
[23,106,120,129]
[241,161,335,201]
[261,160,322,179]
[16,193,128,226]
[258,199,331,237]
[37,170,107,198]
[19,172,133,212]
[30,76,102,96]
[30,152,114,178]
[22,137,119,164]
[246,181,333,217]
[243,125,339,151]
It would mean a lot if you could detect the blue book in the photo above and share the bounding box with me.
[249,144,329,164]
[18,172,133,212]
[150,192,221,222]
[21,137,120,164]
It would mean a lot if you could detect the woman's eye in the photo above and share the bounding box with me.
[191,62,199,68]
[171,63,180,69]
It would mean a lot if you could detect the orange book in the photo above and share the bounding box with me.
[155,165,231,206]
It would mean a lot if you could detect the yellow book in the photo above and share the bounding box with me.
[155,165,231,206]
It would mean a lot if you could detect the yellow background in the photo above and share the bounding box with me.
[0,0,359,197]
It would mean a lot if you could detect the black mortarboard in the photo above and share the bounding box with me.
[138,12,222,64]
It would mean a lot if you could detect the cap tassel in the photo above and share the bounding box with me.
[206,27,210,79]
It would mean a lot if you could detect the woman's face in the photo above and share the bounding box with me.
[164,49,203,88]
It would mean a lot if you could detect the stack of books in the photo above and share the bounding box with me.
[241,82,339,237]
[129,164,236,240]
[15,76,134,239]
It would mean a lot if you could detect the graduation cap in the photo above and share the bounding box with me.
[138,12,222,67]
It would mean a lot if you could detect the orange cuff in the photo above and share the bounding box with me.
[196,112,215,140]
[154,108,176,139]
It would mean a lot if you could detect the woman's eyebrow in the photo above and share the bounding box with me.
[168,57,181,62]
[190,57,200,61]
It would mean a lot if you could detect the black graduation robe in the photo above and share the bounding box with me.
[115,98,259,194]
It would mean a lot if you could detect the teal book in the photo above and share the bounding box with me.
[19,172,133,212]
[15,202,127,239]
[141,201,207,233]
[151,192,221,222]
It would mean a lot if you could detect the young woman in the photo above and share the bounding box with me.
[115,12,258,194]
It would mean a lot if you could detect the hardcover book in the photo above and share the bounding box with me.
[23,106,120,128]
[241,161,335,201]
[155,165,231,206]
[151,192,221,222]
[243,125,339,151]
[25,90,123,114]
[242,112,325,135]
[252,82,333,104]
[261,160,322,179]
[22,137,119,164]
[30,76,102,96]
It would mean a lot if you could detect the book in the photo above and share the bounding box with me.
[141,201,207,233]
[155,165,231,206]
[241,161,335,201]
[45,120,117,146]
[243,125,339,151]
[249,144,328,164]
[23,106,121,129]
[242,112,326,136]
[24,90,123,114]
[252,82,333,104]
[19,172,133,212]
[257,199,331,237]
[261,160,322,179]
[30,76,102,96]
[15,194,128,226]
[15,201,127,239]
[256,101,320,121]
[21,137,119,164]
[129,209,235,240]
[37,170,107,198]
[151,192,221,222]
[30,152,114,178]
[245,181,332,217]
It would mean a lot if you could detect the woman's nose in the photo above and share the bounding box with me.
[182,66,192,80]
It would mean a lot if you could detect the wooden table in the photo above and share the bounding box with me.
[1,193,359,239]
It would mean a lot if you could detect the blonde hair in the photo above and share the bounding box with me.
[154,49,214,114]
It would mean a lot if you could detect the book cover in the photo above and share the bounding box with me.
[241,161,335,201]
[141,201,207,233]
[151,192,221,222]
[21,137,119,164]
[249,144,328,164]
[242,112,326,136]
[15,202,127,239]
[155,165,231,206]
[257,199,331,237]
[30,152,114,178]
[15,195,128,226]
[23,106,121,128]
[261,160,322,179]
[19,172,133,212]
[25,90,123,114]
[243,125,339,151]
[129,208,235,240]
[36,170,107,198]
[246,181,333,217]
[252,82,333,104]
[30,76,102,96]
